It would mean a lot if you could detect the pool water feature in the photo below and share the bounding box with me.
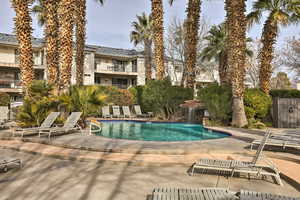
[94,120,229,141]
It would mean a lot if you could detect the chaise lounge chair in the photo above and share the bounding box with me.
[12,112,60,137]
[150,188,300,200]
[191,130,283,186]
[151,188,237,200]
[102,106,112,118]
[250,134,300,150]
[134,105,152,118]
[239,190,300,200]
[39,112,82,139]
[112,106,124,118]
[0,158,22,172]
[122,106,135,118]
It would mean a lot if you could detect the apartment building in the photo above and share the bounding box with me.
[0,33,216,101]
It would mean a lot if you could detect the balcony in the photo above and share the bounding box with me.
[94,64,138,76]
[0,79,23,93]
[0,62,45,69]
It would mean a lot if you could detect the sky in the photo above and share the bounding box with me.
[0,0,299,50]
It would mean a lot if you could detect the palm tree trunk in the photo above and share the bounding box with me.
[225,0,248,127]
[11,0,34,96]
[58,0,75,93]
[259,18,278,95]
[151,0,165,80]
[185,0,201,88]
[144,40,152,82]
[219,52,231,85]
[75,0,86,86]
[44,0,59,86]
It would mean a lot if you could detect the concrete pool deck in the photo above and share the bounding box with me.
[0,148,299,200]
[0,127,299,191]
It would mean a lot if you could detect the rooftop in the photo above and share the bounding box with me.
[0,33,141,58]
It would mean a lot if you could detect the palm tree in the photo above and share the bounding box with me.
[33,0,60,86]
[151,0,165,80]
[201,23,253,85]
[248,0,300,94]
[170,0,201,88]
[75,0,105,86]
[58,0,76,93]
[130,13,153,82]
[225,0,248,127]
[11,0,35,96]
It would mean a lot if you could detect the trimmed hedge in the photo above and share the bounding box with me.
[270,89,300,98]
[197,83,232,124]
[244,88,272,120]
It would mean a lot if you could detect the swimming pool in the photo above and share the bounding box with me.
[94,120,229,142]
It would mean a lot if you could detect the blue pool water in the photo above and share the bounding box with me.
[94,120,229,141]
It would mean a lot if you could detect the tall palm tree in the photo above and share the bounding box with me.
[33,0,59,87]
[248,0,300,94]
[151,0,165,80]
[170,0,201,88]
[225,0,248,127]
[130,13,153,82]
[58,0,76,93]
[201,23,253,85]
[75,0,105,86]
[11,0,35,96]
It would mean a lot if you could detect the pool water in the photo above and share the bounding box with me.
[94,120,229,141]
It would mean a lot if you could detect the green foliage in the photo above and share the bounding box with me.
[0,92,10,106]
[59,86,107,124]
[244,88,272,120]
[140,79,193,119]
[270,89,300,98]
[17,80,59,127]
[197,83,232,123]
[95,85,135,105]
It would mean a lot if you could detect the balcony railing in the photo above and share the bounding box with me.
[0,79,22,89]
[112,84,128,89]
[94,63,138,73]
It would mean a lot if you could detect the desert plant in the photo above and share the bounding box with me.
[270,89,300,98]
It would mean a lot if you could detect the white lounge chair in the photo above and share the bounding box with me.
[191,131,283,186]
[239,190,300,200]
[112,106,124,118]
[39,112,82,139]
[251,134,300,150]
[122,106,135,118]
[101,106,112,118]
[0,158,22,172]
[152,188,237,200]
[12,112,60,137]
[133,105,151,118]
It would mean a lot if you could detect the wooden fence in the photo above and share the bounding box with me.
[273,98,300,128]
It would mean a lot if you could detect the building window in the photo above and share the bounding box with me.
[95,76,101,84]
[175,65,182,72]
[112,78,128,89]
[14,49,20,64]
[132,60,137,72]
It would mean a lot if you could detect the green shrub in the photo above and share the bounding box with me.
[246,118,266,129]
[270,89,300,98]
[197,83,232,124]
[141,79,193,119]
[0,92,10,106]
[244,88,272,120]
[95,85,135,105]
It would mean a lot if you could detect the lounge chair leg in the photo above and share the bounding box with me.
[191,165,195,176]
[275,172,283,186]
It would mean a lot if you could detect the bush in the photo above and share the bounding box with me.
[95,85,135,105]
[244,88,272,120]
[0,92,10,106]
[141,79,193,119]
[197,83,232,124]
[270,89,300,98]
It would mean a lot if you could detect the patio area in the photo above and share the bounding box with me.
[0,148,299,200]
